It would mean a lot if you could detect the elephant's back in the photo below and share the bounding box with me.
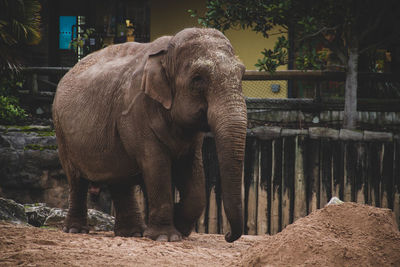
[54,42,145,101]
[53,42,147,127]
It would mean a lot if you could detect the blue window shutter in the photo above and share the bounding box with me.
[59,16,77,50]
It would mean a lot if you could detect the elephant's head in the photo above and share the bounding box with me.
[141,28,247,242]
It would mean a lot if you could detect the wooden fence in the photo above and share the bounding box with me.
[130,127,400,235]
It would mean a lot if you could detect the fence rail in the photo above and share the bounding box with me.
[243,70,400,81]
[21,67,400,97]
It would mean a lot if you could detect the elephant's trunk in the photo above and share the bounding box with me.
[208,91,247,242]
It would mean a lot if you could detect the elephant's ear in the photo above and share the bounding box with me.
[141,50,172,110]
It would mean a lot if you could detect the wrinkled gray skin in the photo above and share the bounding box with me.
[53,28,247,242]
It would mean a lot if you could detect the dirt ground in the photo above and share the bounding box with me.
[1,202,400,267]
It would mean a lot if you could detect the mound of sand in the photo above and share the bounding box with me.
[241,202,400,267]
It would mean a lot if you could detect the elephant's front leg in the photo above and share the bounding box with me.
[174,140,206,237]
[141,147,181,242]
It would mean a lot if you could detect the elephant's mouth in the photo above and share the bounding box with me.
[200,123,211,132]
[197,108,210,132]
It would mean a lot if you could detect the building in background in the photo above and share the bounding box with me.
[29,0,288,98]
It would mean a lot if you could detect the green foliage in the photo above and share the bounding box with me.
[0,95,27,124]
[69,28,95,52]
[69,28,105,57]
[0,0,41,70]
[255,36,288,72]
[0,72,27,124]
[191,0,400,72]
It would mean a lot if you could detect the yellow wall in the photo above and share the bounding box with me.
[148,0,287,98]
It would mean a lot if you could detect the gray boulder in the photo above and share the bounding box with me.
[24,203,51,227]
[43,207,68,228]
[88,209,115,231]
[0,197,28,224]
[43,207,115,231]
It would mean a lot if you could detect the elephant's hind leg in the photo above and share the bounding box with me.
[55,124,89,234]
[63,169,90,234]
[109,184,145,237]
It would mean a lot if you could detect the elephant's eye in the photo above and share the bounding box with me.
[190,75,205,91]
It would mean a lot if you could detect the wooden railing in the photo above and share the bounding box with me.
[20,67,400,111]
[22,67,400,93]
[21,67,71,95]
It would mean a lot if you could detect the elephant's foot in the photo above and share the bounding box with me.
[63,216,89,234]
[174,203,195,237]
[114,224,145,237]
[144,225,182,242]
[174,220,194,237]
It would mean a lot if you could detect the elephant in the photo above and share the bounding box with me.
[52,27,247,242]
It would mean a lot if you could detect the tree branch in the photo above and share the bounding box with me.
[299,25,340,42]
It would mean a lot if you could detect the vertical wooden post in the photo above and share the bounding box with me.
[381,143,394,209]
[259,140,272,235]
[354,143,368,204]
[344,141,356,202]
[368,143,382,207]
[220,202,229,235]
[307,138,320,213]
[320,139,332,206]
[257,172,268,235]
[314,80,321,103]
[294,135,307,221]
[197,209,206,233]
[332,140,344,201]
[134,185,146,222]
[246,139,259,235]
[32,73,39,95]
[271,138,282,234]
[394,139,400,229]
[208,186,218,233]
[282,137,295,227]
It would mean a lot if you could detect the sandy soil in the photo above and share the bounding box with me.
[0,223,261,267]
[1,202,399,267]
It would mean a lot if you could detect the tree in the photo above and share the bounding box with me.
[190,0,400,129]
[0,0,41,71]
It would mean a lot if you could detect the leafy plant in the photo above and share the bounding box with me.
[69,28,105,58]
[0,0,41,70]
[0,95,27,124]
[69,28,96,52]
[0,71,28,124]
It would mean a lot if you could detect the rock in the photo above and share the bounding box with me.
[326,196,344,206]
[0,127,70,208]
[44,207,115,231]
[24,203,51,227]
[0,197,28,224]
[88,209,115,231]
[43,208,68,228]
